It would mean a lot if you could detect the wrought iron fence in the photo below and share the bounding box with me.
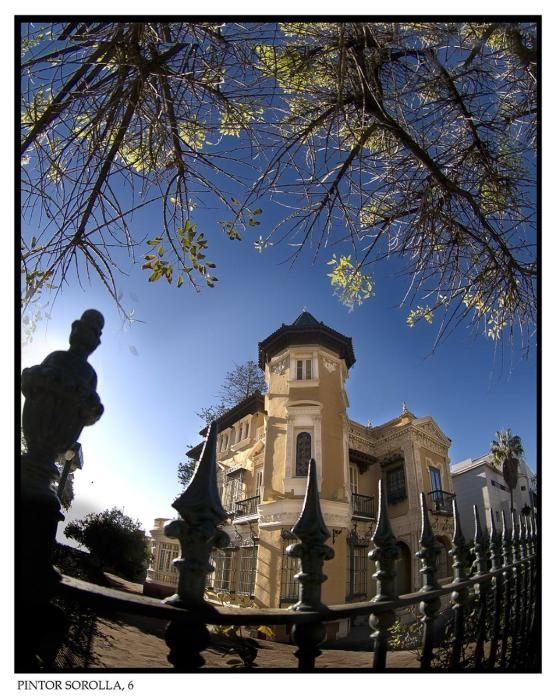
[18,310,540,672]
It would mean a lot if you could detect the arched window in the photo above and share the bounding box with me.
[295,432,312,476]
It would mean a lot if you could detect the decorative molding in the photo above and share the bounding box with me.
[412,428,450,453]
[348,423,375,455]
[271,356,289,375]
[412,419,451,448]
[323,358,338,373]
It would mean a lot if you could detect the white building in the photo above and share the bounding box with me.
[451,454,536,540]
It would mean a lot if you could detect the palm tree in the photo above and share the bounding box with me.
[490,429,524,516]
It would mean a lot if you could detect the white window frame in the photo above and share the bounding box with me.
[429,465,443,492]
[349,464,359,495]
[284,403,323,494]
[255,468,263,496]
[289,350,319,384]
[222,472,245,512]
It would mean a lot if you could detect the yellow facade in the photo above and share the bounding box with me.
[146,312,454,636]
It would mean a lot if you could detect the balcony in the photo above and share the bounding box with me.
[351,492,376,520]
[233,495,260,520]
[426,490,455,515]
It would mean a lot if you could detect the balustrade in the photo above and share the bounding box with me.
[351,492,375,519]
[234,495,260,518]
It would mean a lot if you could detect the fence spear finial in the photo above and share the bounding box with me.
[473,504,489,576]
[369,479,399,669]
[288,458,334,670]
[165,422,230,609]
[172,421,227,522]
[289,458,334,611]
[489,508,502,571]
[450,498,468,583]
[417,491,440,592]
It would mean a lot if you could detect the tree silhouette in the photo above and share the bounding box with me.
[64,507,150,582]
[490,429,524,516]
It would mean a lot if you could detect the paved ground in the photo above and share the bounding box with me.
[90,615,420,670]
[84,573,420,670]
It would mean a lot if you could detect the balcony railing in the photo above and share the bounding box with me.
[18,309,540,672]
[426,490,455,514]
[233,494,260,518]
[351,492,376,519]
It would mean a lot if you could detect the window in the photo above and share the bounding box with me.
[237,545,258,597]
[223,472,244,511]
[386,464,406,504]
[296,358,312,380]
[430,466,442,492]
[157,543,179,572]
[521,486,526,491]
[349,464,358,495]
[295,432,312,476]
[429,466,443,509]
[255,469,263,496]
[209,549,233,592]
[280,531,299,604]
[346,538,371,600]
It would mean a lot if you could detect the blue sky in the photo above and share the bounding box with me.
[21,203,537,537]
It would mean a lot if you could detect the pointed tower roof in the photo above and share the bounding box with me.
[292,310,321,327]
[258,311,355,369]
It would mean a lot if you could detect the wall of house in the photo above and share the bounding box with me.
[451,466,490,540]
[254,527,281,608]
[417,444,452,494]
[316,351,349,502]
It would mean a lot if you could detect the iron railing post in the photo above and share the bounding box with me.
[472,504,489,668]
[163,422,230,669]
[369,479,399,670]
[509,510,523,668]
[448,498,469,669]
[500,510,513,669]
[19,309,104,670]
[417,492,442,670]
[527,514,540,669]
[486,508,502,670]
[518,513,531,666]
[287,458,334,671]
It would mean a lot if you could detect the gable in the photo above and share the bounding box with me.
[412,416,451,446]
